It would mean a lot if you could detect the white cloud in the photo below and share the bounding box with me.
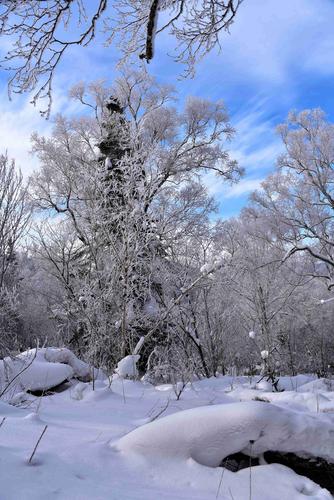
[222,178,264,199]
[204,171,264,199]
[0,93,51,177]
[201,0,334,85]
[0,83,87,177]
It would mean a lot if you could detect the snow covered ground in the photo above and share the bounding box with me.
[1,364,334,499]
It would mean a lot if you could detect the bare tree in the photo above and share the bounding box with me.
[0,1,243,116]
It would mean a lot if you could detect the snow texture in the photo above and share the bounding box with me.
[116,354,140,378]
[0,367,333,499]
[115,401,334,465]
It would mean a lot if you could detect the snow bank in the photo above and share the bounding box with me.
[277,374,316,391]
[298,378,334,393]
[115,401,334,466]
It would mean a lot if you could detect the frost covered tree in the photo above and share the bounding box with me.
[0,1,243,115]
[30,71,241,371]
[251,109,334,290]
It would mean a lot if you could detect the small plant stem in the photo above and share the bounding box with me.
[28,425,48,464]
[216,458,228,499]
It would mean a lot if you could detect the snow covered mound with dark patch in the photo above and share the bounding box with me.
[115,400,334,466]
[0,347,94,397]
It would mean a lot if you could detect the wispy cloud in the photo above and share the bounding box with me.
[0,93,51,176]
[222,178,264,199]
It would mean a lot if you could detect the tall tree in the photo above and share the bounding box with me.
[0,154,30,355]
[30,71,242,368]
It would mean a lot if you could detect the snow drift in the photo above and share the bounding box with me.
[115,401,334,466]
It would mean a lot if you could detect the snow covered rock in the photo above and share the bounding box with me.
[115,401,334,466]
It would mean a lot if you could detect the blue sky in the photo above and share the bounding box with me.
[1,0,334,218]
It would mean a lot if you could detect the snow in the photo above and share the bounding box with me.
[255,379,272,391]
[0,347,98,399]
[0,364,333,499]
[0,351,73,396]
[260,350,269,359]
[249,330,256,339]
[115,354,140,378]
[43,347,92,381]
[115,401,334,465]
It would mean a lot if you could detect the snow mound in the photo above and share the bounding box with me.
[255,380,273,391]
[0,347,95,396]
[0,352,73,394]
[115,354,140,378]
[115,401,334,466]
[298,378,334,393]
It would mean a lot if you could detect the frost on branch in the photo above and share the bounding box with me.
[0,1,243,114]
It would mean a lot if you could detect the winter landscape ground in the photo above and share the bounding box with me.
[1,348,334,500]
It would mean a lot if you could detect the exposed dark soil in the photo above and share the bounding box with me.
[221,451,334,494]
[28,380,73,397]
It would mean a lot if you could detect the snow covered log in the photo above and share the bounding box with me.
[115,401,334,466]
[42,348,92,382]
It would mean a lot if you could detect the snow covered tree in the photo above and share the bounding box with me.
[251,109,334,290]
[30,72,241,371]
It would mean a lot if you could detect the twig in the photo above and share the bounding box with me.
[228,487,235,500]
[28,425,48,464]
[0,345,38,399]
[0,417,6,428]
[121,378,126,404]
[249,441,254,500]
[216,458,228,498]
[150,397,170,422]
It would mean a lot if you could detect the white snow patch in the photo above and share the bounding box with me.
[116,355,140,378]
